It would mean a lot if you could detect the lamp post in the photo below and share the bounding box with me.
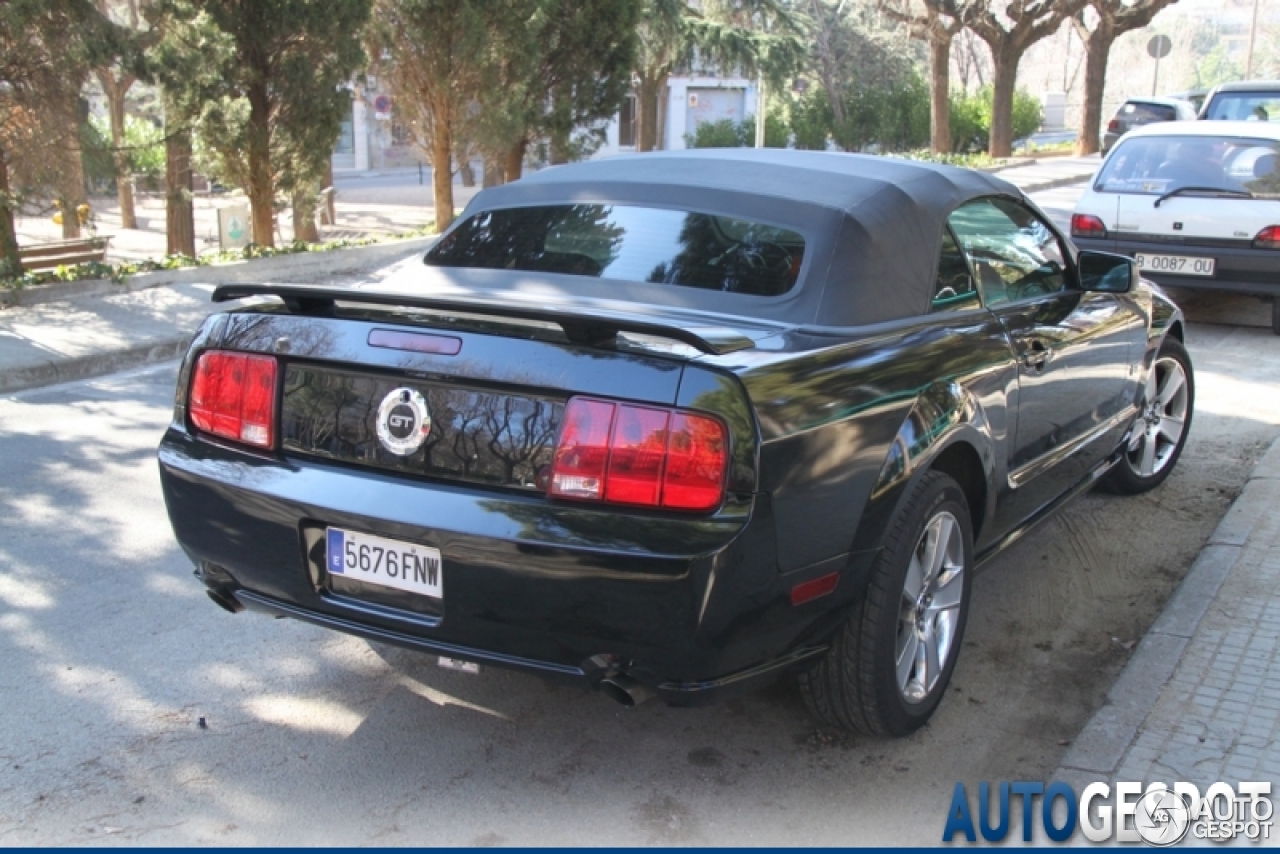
[755,75,766,148]
[1245,0,1261,79]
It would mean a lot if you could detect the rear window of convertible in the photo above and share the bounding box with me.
[425,204,806,296]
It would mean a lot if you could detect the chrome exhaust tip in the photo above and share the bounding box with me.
[206,588,244,614]
[599,674,655,707]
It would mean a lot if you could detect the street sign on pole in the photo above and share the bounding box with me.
[1148,34,1172,96]
[218,203,251,250]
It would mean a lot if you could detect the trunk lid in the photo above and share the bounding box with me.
[205,284,775,496]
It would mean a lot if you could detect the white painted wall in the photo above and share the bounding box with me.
[594,74,757,158]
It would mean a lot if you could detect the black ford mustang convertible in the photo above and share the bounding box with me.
[159,150,1193,737]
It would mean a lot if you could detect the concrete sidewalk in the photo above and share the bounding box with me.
[990,154,1100,193]
[0,240,428,393]
[1056,437,1280,793]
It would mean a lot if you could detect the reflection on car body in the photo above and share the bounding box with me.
[159,150,1193,737]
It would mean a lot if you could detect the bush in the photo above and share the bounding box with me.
[685,117,743,149]
[949,86,1042,153]
[829,71,931,153]
[684,113,787,149]
[788,89,833,150]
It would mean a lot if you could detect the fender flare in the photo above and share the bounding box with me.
[849,379,997,559]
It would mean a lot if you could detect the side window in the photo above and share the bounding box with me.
[947,198,1067,307]
[931,227,979,311]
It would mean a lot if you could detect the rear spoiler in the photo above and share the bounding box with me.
[211,283,758,355]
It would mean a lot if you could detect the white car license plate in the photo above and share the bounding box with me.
[325,527,442,599]
[1134,253,1215,277]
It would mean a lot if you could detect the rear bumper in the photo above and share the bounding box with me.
[232,587,828,704]
[1074,235,1280,298]
[159,429,859,703]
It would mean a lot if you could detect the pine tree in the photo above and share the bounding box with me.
[1,0,121,273]
[158,0,371,248]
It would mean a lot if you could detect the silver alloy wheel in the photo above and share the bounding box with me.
[1126,355,1190,478]
[896,510,965,703]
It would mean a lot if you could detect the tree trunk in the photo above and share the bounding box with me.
[455,142,476,186]
[482,154,505,187]
[988,47,1020,158]
[929,36,953,155]
[57,112,87,240]
[548,84,571,164]
[245,82,275,247]
[656,85,668,150]
[504,138,526,182]
[1076,21,1113,156]
[102,74,137,228]
[637,73,664,152]
[291,184,319,243]
[164,113,196,258]
[810,0,846,129]
[430,124,455,232]
[549,129,570,165]
[0,150,22,276]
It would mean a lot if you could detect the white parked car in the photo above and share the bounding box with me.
[1072,120,1280,334]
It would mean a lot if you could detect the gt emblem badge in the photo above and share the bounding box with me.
[376,387,431,456]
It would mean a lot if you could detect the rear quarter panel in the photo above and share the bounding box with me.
[697,309,1018,577]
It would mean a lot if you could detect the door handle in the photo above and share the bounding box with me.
[1022,339,1051,370]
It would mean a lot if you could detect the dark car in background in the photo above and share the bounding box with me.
[159,150,1193,737]
[1200,80,1280,121]
[1102,96,1199,154]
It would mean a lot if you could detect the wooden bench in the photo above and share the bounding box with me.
[17,236,113,271]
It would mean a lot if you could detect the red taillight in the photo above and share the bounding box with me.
[1071,213,1108,238]
[189,350,278,449]
[1254,225,1280,249]
[549,397,727,512]
[1107,119,1121,132]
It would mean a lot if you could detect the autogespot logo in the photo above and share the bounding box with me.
[942,780,1273,845]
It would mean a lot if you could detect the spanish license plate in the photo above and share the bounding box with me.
[1134,253,1215,277]
[325,527,442,599]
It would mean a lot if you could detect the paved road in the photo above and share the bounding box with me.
[2,183,1279,845]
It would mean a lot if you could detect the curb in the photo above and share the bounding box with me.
[1,235,435,309]
[1055,436,1280,783]
[0,334,192,395]
[1015,172,1096,195]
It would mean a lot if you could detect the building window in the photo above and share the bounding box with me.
[334,97,355,155]
[619,95,637,148]
[391,118,414,147]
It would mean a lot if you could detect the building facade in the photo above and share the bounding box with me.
[594,75,760,157]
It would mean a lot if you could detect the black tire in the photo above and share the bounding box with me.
[798,471,974,737]
[1271,298,1280,336]
[1100,337,1194,495]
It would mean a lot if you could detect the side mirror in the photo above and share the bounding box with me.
[1077,250,1137,293]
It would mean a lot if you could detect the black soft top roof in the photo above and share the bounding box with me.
[423,149,1022,328]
